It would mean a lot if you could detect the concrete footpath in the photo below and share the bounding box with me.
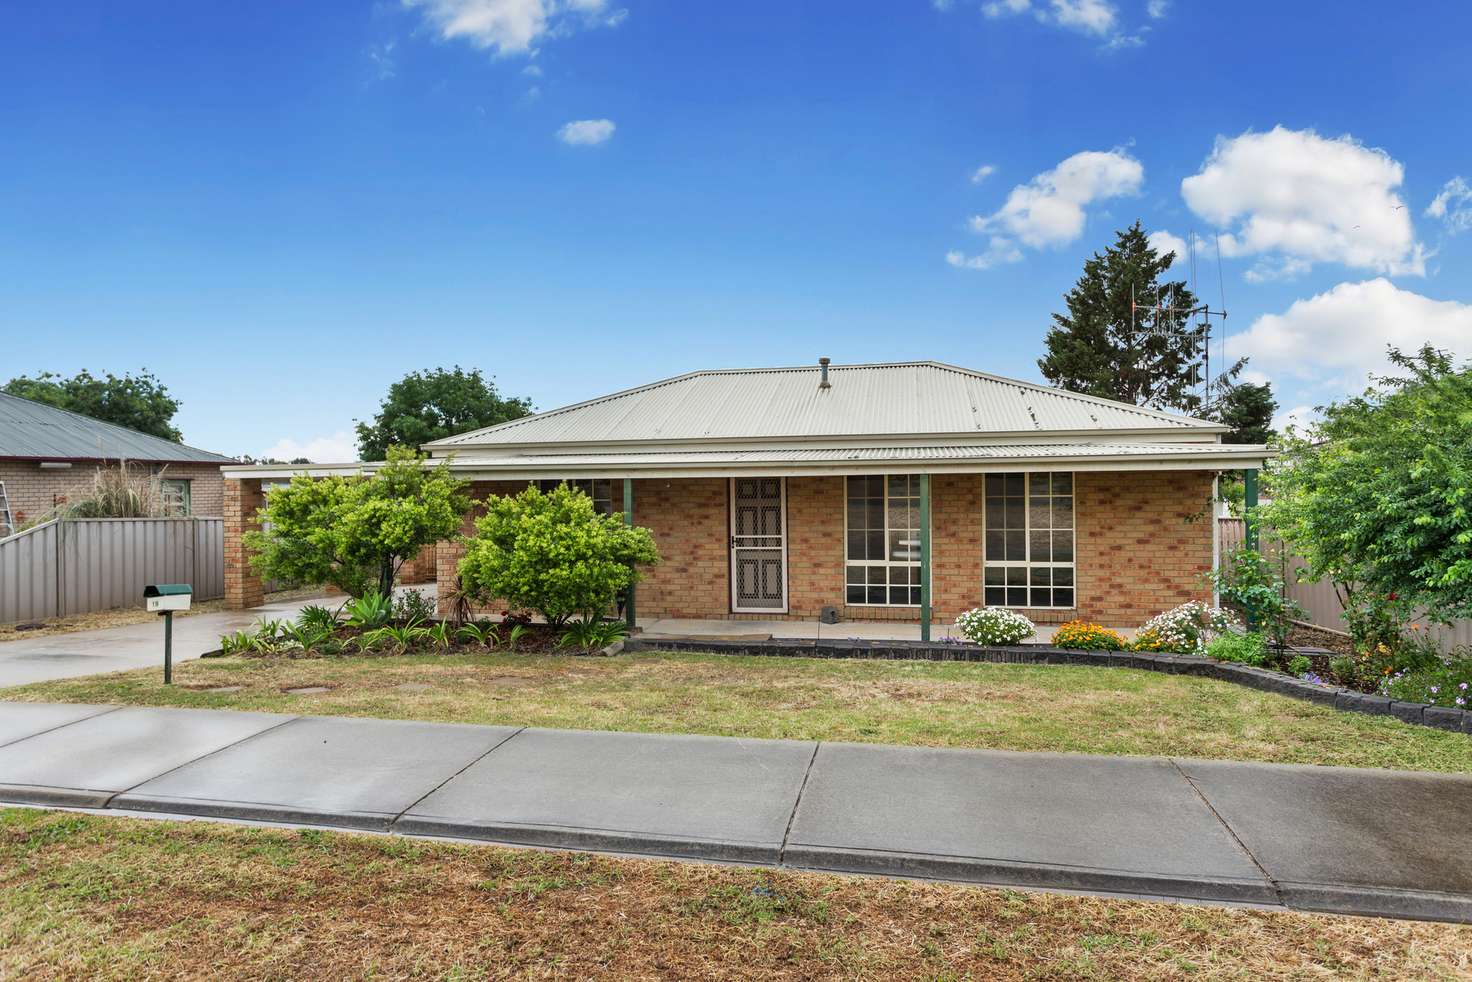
[0,702,1468,924]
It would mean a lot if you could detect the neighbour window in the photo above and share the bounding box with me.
[984,472,1074,609]
[161,479,192,517]
[536,479,616,515]
[845,475,924,606]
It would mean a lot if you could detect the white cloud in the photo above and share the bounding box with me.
[260,431,359,464]
[1180,126,1425,279]
[970,163,997,184]
[1146,0,1170,17]
[367,40,398,79]
[1426,176,1472,234]
[1227,279,1472,391]
[979,0,1118,37]
[556,118,615,145]
[1147,229,1190,267]
[403,0,623,57]
[948,149,1141,270]
[1271,404,1317,434]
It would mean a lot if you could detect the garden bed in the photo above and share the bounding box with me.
[624,636,1472,735]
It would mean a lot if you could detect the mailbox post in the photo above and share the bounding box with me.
[145,584,193,684]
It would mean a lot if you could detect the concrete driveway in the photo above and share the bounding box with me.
[0,596,320,688]
[0,702,1468,923]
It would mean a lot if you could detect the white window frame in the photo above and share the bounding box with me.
[843,474,930,608]
[160,478,192,517]
[982,471,1077,611]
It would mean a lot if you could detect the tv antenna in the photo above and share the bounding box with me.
[1129,230,1230,409]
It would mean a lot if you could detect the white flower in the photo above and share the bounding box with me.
[956,607,1036,646]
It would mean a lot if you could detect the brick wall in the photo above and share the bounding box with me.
[0,460,226,526]
[224,477,265,609]
[424,470,1217,627]
[1073,469,1215,625]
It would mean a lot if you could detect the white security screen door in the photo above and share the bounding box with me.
[730,477,787,612]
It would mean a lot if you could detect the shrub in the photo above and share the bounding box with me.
[245,446,470,598]
[1381,658,1472,708]
[955,607,1035,646]
[394,589,436,624]
[1133,602,1240,654]
[458,483,659,627]
[1206,631,1268,666]
[1287,654,1312,676]
[1051,620,1126,651]
[1208,545,1303,648]
[455,622,500,648]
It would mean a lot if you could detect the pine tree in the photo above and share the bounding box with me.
[1038,222,1240,414]
[1213,380,1277,445]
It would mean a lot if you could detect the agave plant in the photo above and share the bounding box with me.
[344,590,393,630]
[455,621,500,648]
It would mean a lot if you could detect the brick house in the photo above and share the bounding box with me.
[222,361,1270,631]
[0,392,234,534]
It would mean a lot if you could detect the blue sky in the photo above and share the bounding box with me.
[3,1,1470,460]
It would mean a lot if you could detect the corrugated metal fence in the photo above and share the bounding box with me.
[1218,517,1472,650]
[0,518,224,623]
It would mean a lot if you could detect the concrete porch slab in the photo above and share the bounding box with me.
[0,706,291,808]
[398,728,817,864]
[1177,759,1472,921]
[114,716,521,830]
[785,743,1275,904]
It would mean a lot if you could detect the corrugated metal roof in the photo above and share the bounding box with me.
[426,362,1224,450]
[448,443,1262,468]
[0,392,234,463]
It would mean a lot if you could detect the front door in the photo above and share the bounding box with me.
[730,477,787,613]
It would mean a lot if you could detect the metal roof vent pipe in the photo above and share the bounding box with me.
[818,357,831,390]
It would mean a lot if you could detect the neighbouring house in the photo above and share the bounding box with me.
[221,361,1271,629]
[0,391,235,534]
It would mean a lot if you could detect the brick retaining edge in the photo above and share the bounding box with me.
[622,638,1472,736]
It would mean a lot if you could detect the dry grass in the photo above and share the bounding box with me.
[2,807,1468,981]
[0,588,324,643]
[7,650,1471,772]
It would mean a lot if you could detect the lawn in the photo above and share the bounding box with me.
[6,650,1471,773]
[2,807,1468,981]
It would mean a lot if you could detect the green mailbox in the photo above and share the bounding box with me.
[144,584,192,684]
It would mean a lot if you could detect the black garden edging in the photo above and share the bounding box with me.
[623,637,1472,736]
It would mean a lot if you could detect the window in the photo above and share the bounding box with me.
[161,479,192,517]
[845,475,925,606]
[536,478,616,515]
[984,472,1074,609]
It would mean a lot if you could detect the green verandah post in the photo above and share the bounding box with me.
[1242,468,1259,631]
[919,473,932,643]
[623,478,636,630]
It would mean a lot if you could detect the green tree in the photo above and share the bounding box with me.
[245,446,471,598]
[1039,222,1242,414]
[4,369,183,441]
[458,483,659,627]
[1213,380,1277,445]
[356,367,533,461]
[1266,345,1472,621]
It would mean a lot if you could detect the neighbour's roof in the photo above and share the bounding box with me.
[424,361,1226,450]
[0,392,234,464]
